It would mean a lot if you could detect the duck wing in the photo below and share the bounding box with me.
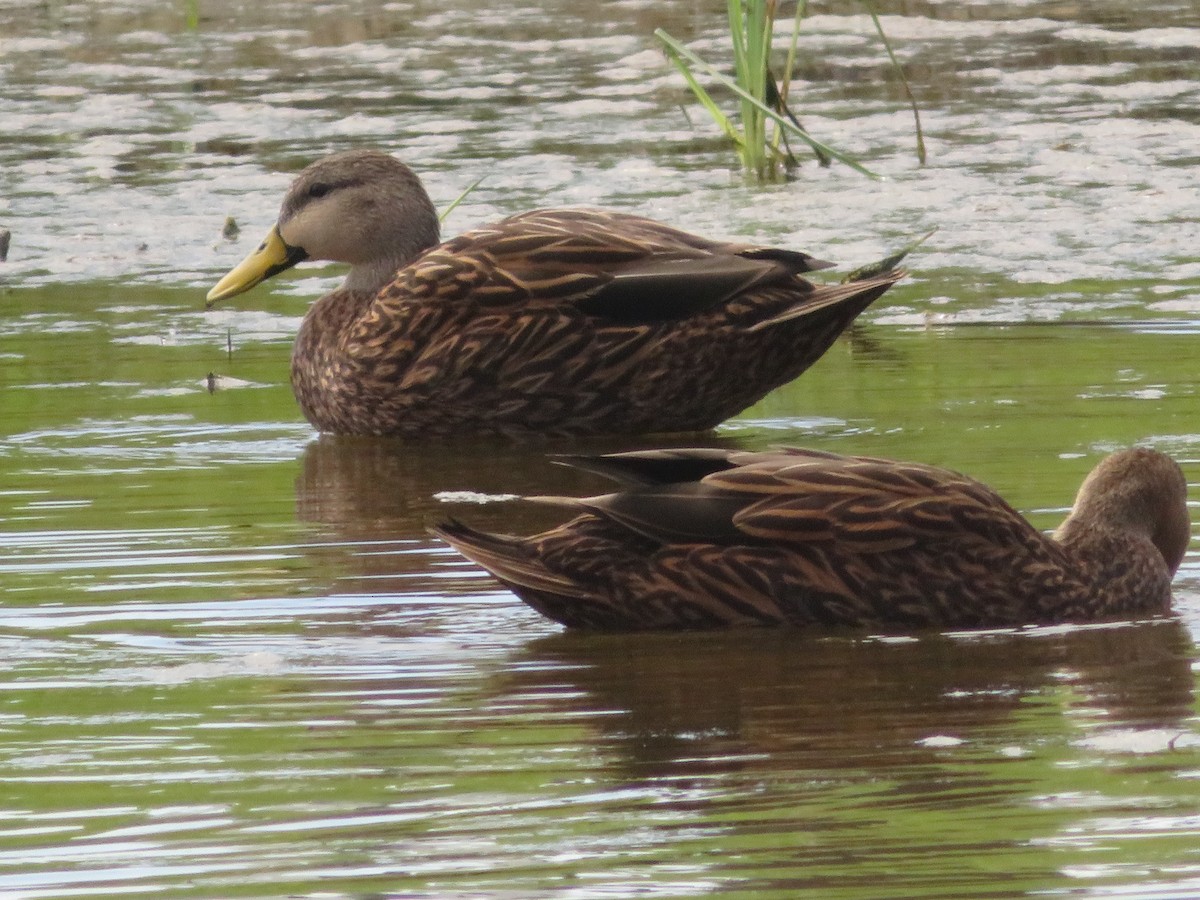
[560,451,1050,558]
[710,455,1062,569]
[391,209,836,325]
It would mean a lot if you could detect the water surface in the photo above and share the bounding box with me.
[1,1,1200,897]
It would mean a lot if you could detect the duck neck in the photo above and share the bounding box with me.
[1055,521,1173,616]
[342,209,441,296]
[342,251,417,296]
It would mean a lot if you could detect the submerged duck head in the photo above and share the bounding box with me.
[1055,446,1190,575]
[206,150,440,307]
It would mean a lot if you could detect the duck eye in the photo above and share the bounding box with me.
[307,182,331,199]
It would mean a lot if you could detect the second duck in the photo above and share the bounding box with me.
[435,447,1190,630]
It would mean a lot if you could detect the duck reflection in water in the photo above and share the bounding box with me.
[503,621,1197,781]
[435,446,1190,631]
[293,433,743,586]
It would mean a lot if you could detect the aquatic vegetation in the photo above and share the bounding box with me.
[656,0,925,180]
[438,174,485,224]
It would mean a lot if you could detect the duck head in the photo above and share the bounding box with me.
[206,149,440,307]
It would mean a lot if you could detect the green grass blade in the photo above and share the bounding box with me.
[727,0,764,175]
[439,175,486,224]
[656,28,879,178]
[773,0,829,166]
[842,228,937,282]
[727,0,747,82]
[659,36,745,148]
[779,0,808,103]
[860,2,926,164]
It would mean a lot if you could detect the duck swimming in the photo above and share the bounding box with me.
[433,446,1190,630]
[206,150,903,437]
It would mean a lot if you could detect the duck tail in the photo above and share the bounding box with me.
[747,268,904,332]
[431,520,583,598]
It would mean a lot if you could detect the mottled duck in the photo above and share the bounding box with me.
[434,446,1190,630]
[206,150,904,437]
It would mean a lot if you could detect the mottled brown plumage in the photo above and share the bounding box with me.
[207,149,903,437]
[434,447,1190,630]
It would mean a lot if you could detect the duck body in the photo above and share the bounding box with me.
[434,446,1190,630]
[208,151,902,437]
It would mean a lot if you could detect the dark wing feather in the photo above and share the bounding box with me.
[550,448,740,486]
[568,483,752,546]
[573,255,794,324]
[741,246,835,271]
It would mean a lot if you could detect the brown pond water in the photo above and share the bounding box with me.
[2,1,1200,897]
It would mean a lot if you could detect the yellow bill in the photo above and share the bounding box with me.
[205,224,309,308]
